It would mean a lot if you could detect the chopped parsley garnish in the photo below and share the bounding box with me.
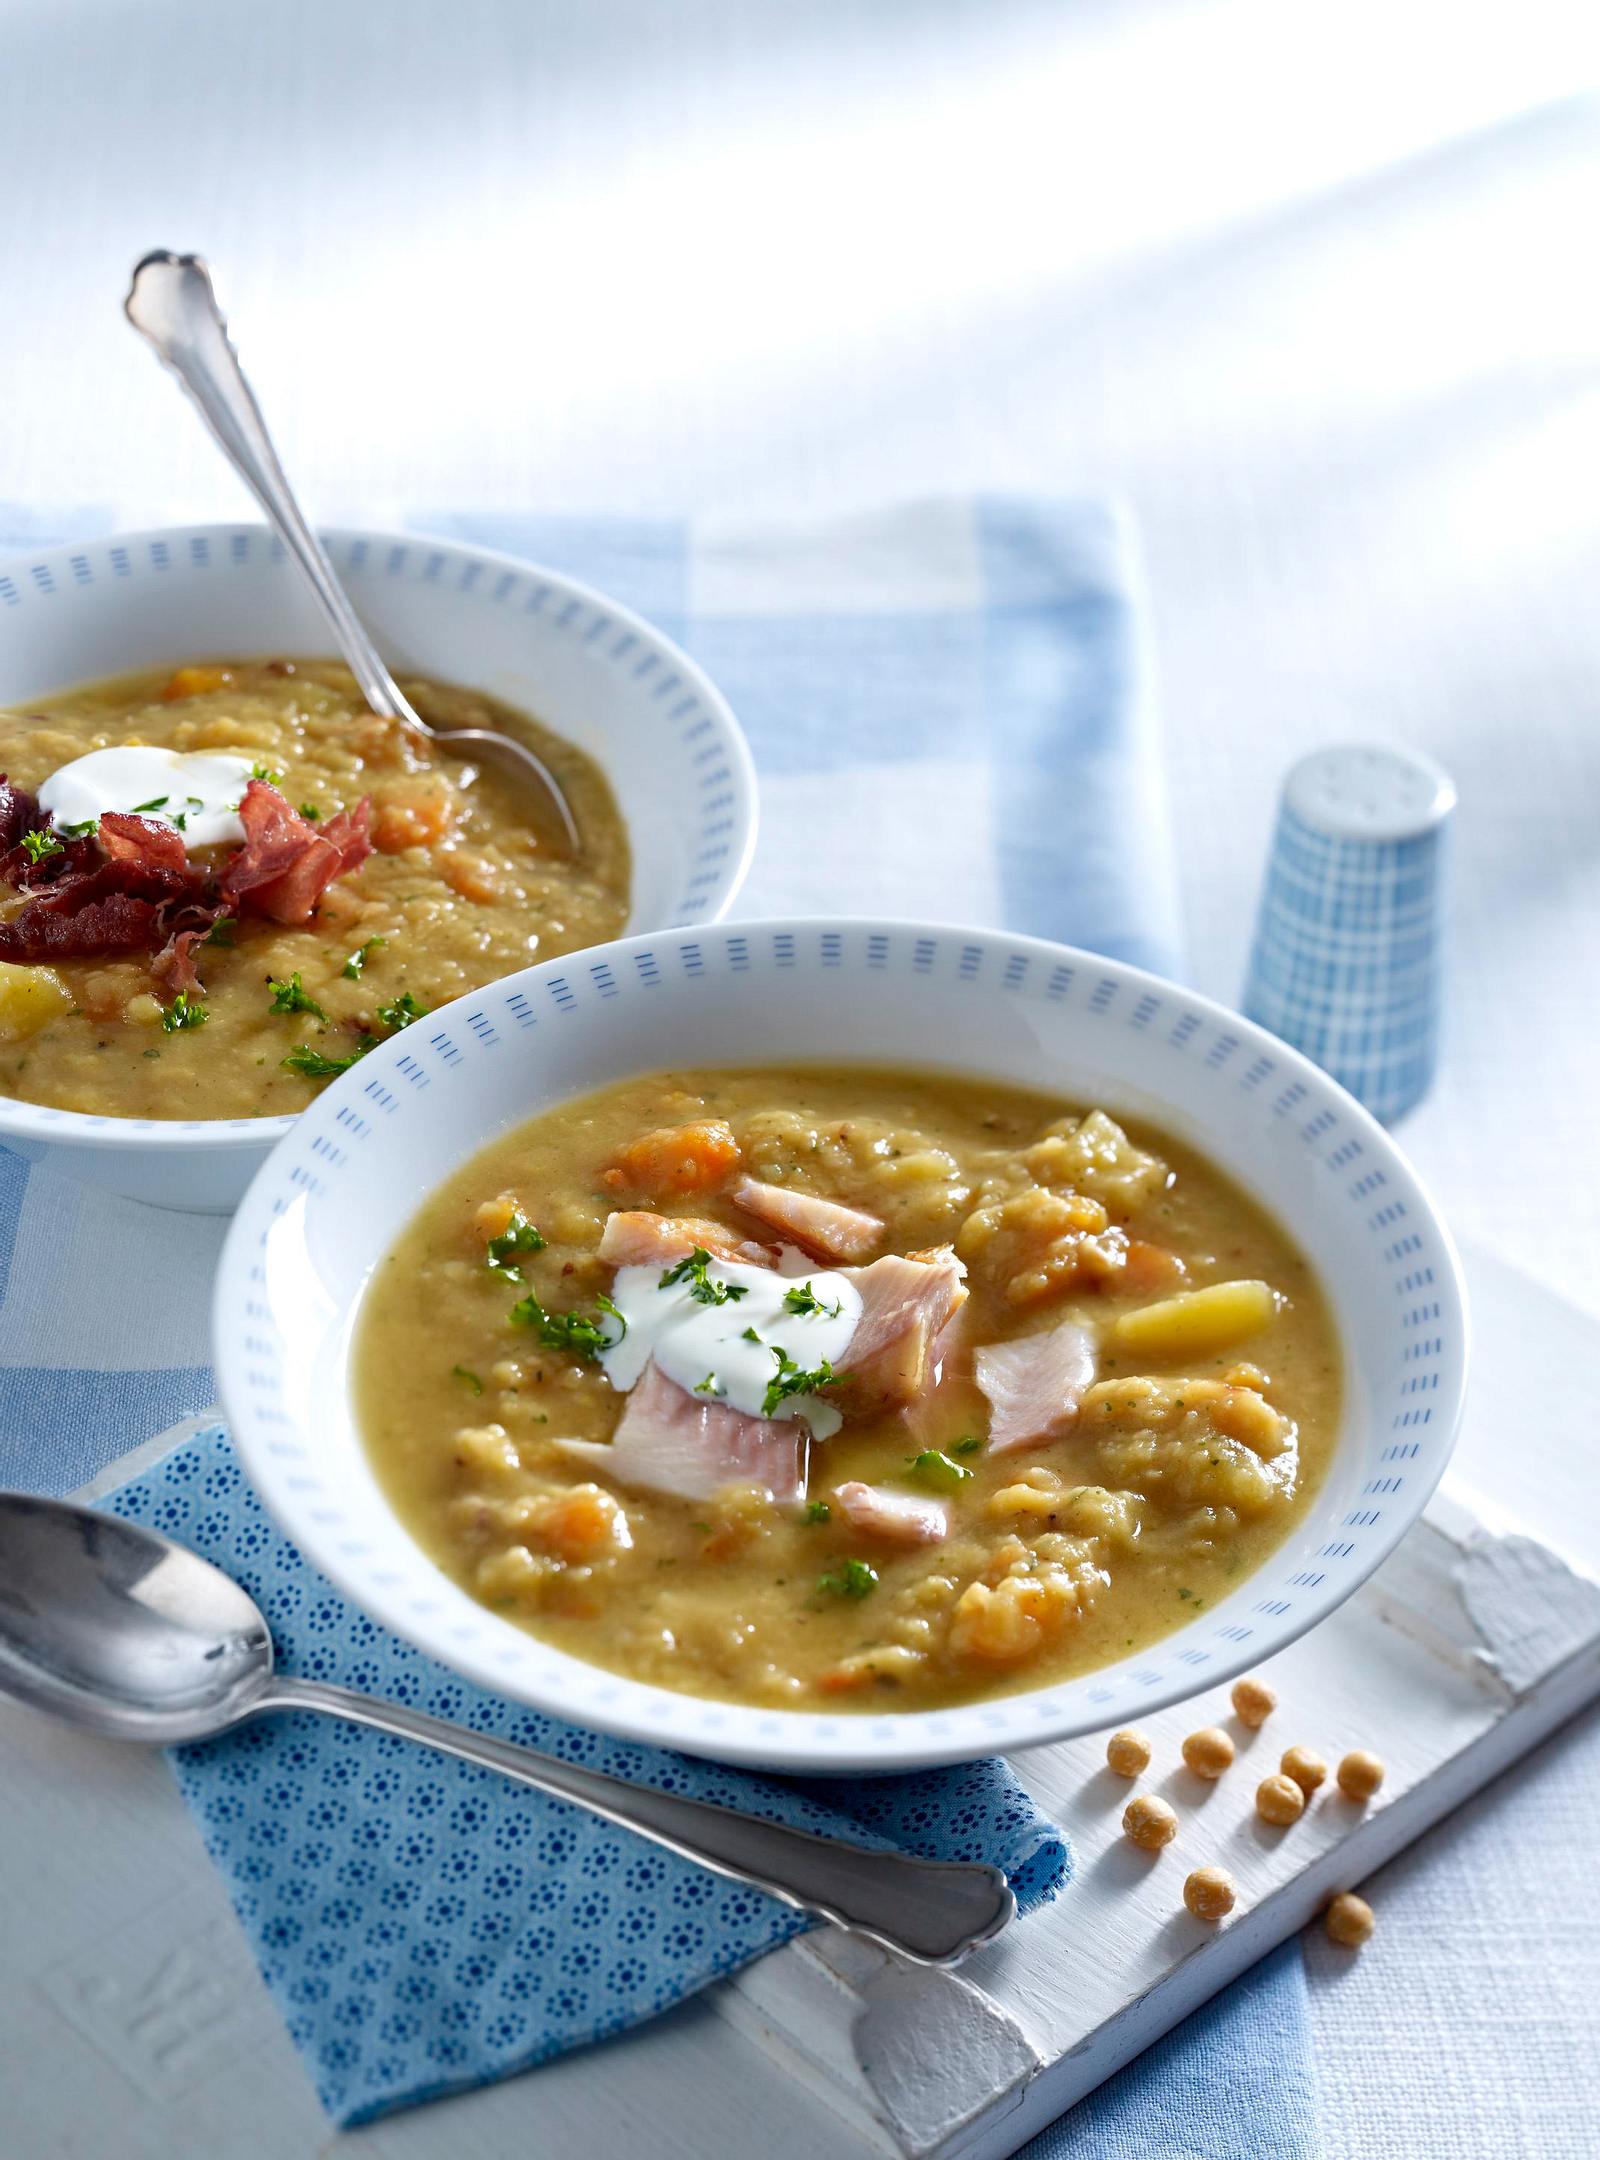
[818,1558,878,1600]
[342,935,386,979]
[377,990,428,1031]
[299,802,321,820]
[249,762,282,784]
[658,1247,749,1307]
[485,1209,546,1279]
[171,810,189,832]
[762,1346,838,1420]
[131,794,170,813]
[805,1500,831,1524]
[741,1325,763,1344]
[782,1280,843,1320]
[451,1364,483,1394]
[267,972,329,1021]
[58,817,98,838]
[160,993,208,1033]
[281,1037,378,1078]
[907,1448,974,1492]
[693,1372,724,1397]
[20,829,62,863]
[952,1435,983,1456]
[508,1290,626,1359]
[205,916,237,947]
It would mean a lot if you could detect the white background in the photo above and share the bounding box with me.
[1,2,1598,2151]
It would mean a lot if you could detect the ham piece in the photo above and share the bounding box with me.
[974,1317,1097,1453]
[221,780,373,925]
[833,1249,968,1413]
[833,1480,949,1545]
[584,1227,967,1500]
[560,1359,808,1503]
[731,1176,884,1263]
[597,1211,775,1271]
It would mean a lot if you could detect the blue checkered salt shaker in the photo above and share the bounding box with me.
[1244,743,1455,1123]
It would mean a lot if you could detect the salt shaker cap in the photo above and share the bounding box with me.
[1284,743,1455,843]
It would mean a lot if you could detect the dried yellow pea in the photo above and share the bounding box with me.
[1337,1749,1385,1802]
[1106,1728,1153,1778]
[1325,1892,1375,1947]
[1255,1773,1305,1825]
[1122,1794,1179,1850]
[1181,1726,1235,1780]
[1184,1866,1236,1921]
[1280,1745,1327,1797]
[1230,1675,1277,1728]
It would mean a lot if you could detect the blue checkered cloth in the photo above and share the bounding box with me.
[0,501,1318,2151]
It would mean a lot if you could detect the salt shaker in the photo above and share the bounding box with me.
[1243,744,1455,1124]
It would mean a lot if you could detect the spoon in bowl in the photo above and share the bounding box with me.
[0,1491,1016,1967]
[124,250,582,859]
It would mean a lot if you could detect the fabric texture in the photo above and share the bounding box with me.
[0,501,1318,2149]
[1020,1943,1323,2160]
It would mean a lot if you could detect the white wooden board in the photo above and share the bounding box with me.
[2,1239,1597,2160]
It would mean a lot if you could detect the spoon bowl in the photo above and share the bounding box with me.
[0,1492,271,1742]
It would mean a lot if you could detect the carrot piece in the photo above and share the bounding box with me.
[1120,1238,1189,1295]
[160,665,233,701]
[816,1663,876,1695]
[473,1191,521,1244]
[603,1119,741,1198]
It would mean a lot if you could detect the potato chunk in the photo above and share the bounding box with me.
[1112,1279,1280,1360]
[0,963,73,1043]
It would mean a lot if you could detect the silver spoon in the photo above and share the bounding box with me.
[123,250,582,859]
[0,1492,1015,1967]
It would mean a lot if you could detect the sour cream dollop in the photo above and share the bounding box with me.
[37,746,257,852]
[600,1252,863,1439]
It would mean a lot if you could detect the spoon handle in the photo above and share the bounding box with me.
[265,1676,1015,1966]
[123,251,416,727]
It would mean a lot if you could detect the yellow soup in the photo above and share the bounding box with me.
[356,1067,1343,1712]
[0,660,629,1118]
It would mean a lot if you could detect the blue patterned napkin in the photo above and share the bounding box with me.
[0,502,1318,2149]
[100,1423,1066,2126]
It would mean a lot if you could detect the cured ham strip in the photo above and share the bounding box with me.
[221,780,373,926]
[975,1318,1097,1453]
[98,812,189,876]
[559,1360,807,1504]
[0,775,40,855]
[834,1248,968,1413]
[0,828,206,951]
[597,1211,773,1270]
[731,1176,884,1264]
[0,830,99,890]
[834,1481,949,1546]
[151,925,207,997]
[0,879,166,963]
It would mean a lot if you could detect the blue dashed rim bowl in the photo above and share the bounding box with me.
[215,918,1468,1772]
[0,523,757,1211]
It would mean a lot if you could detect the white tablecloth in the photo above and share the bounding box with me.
[2,3,1598,2150]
